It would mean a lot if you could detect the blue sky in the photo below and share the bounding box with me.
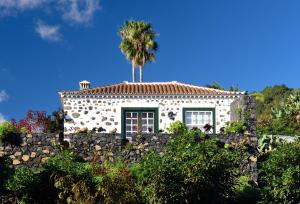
[1,0,300,120]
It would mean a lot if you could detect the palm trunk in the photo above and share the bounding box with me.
[139,65,143,82]
[132,61,135,82]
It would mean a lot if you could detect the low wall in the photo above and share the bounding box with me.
[0,132,258,182]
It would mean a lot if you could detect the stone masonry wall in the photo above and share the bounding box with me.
[62,95,240,134]
[0,132,258,182]
[230,95,257,136]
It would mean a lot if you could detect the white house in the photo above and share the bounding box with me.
[59,81,244,137]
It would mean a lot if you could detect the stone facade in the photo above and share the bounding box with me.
[62,95,241,134]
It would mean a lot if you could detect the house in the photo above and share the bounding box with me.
[59,81,245,137]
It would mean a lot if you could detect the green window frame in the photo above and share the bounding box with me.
[121,107,159,139]
[182,108,216,133]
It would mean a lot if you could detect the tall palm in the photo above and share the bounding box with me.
[119,20,158,82]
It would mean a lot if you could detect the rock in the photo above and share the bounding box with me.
[43,149,50,154]
[26,134,33,138]
[9,155,15,159]
[249,156,257,162]
[21,141,27,147]
[106,122,112,126]
[84,111,89,114]
[109,128,117,134]
[72,113,80,118]
[41,157,49,163]
[12,160,20,165]
[95,145,101,151]
[102,117,107,122]
[30,152,37,158]
[64,106,72,110]
[107,152,114,157]
[14,152,22,156]
[22,155,30,161]
[89,106,93,110]
[137,144,144,149]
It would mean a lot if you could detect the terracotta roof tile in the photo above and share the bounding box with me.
[60,81,244,96]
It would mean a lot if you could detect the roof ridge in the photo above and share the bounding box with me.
[59,81,245,95]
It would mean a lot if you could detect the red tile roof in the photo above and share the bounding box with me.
[60,81,244,96]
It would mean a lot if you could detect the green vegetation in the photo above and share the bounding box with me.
[132,131,241,203]
[253,85,300,136]
[0,121,18,139]
[259,140,300,204]
[166,120,188,134]
[119,20,158,82]
[223,120,247,134]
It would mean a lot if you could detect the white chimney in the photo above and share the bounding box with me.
[79,80,91,90]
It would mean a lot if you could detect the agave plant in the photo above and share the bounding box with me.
[258,135,284,153]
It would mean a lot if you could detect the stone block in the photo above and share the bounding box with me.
[12,159,20,165]
[22,155,30,161]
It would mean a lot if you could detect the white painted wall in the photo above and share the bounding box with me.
[62,95,240,134]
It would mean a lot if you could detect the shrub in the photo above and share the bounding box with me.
[234,176,260,203]
[224,120,247,134]
[132,131,240,203]
[5,166,38,202]
[96,160,140,203]
[166,121,188,134]
[259,140,300,203]
[0,121,18,139]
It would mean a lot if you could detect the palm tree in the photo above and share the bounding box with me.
[119,20,158,82]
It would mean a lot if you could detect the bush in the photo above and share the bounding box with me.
[224,120,247,134]
[96,160,140,203]
[166,121,188,134]
[259,140,300,203]
[234,176,260,203]
[132,131,240,203]
[0,122,18,139]
[5,166,38,202]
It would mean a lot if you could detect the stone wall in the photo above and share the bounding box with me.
[230,94,257,136]
[0,132,258,182]
[62,95,240,134]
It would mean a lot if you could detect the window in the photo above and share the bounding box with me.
[183,108,215,133]
[122,108,158,138]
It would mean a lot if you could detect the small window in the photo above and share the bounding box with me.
[183,108,215,132]
[122,108,158,138]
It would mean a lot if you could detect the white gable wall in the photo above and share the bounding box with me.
[62,95,240,134]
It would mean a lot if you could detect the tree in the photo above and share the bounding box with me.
[119,20,158,82]
[11,110,48,133]
[206,82,225,90]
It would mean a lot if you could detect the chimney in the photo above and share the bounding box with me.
[79,80,91,90]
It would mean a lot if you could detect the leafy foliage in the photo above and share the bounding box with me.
[234,176,260,203]
[96,160,140,204]
[206,82,225,90]
[166,120,188,134]
[0,121,18,139]
[223,120,247,134]
[132,131,240,203]
[11,110,49,133]
[119,20,158,82]
[259,140,300,203]
[253,85,300,136]
[5,166,39,202]
[258,135,285,153]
